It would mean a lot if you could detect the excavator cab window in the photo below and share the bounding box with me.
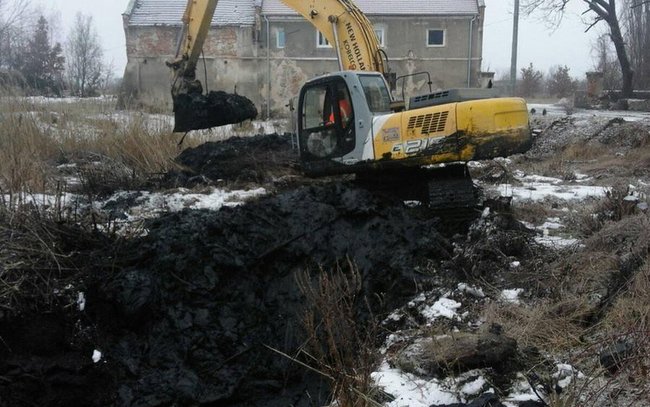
[359,74,392,113]
[299,79,355,159]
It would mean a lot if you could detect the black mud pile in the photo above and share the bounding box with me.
[173,91,258,132]
[1,183,451,406]
[174,133,298,185]
[0,212,119,407]
[449,210,540,281]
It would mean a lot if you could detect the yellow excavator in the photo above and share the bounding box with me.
[169,0,531,210]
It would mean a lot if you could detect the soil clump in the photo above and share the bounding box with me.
[173,91,258,133]
[171,133,300,188]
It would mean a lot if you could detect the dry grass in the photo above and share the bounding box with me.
[521,137,650,184]
[483,297,593,352]
[571,185,648,238]
[560,143,610,162]
[600,261,650,381]
[0,113,59,199]
[512,202,553,225]
[584,213,650,256]
[0,97,202,199]
[484,203,650,405]
[0,206,110,316]
[294,260,381,407]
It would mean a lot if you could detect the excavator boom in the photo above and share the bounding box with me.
[279,0,387,74]
[169,0,391,133]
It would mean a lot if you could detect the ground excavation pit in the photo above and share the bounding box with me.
[2,111,650,406]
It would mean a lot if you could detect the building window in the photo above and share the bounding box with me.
[317,31,331,48]
[276,27,285,48]
[374,28,385,47]
[427,29,445,47]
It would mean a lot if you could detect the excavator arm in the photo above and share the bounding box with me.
[168,0,219,97]
[169,0,396,133]
[279,0,387,75]
[169,0,257,133]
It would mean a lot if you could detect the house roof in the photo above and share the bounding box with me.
[124,0,483,27]
[125,0,256,26]
[261,0,482,16]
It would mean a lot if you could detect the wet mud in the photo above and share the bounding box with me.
[0,182,452,406]
[0,130,552,406]
[174,133,298,186]
[95,183,450,406]
[173,91,258,133]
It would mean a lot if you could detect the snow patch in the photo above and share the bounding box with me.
[371,361,460,407]
[460,376,487,397]
[535,236,580,248]
[500,289,524,304]
[421,297,462,321]
[497,183,607,202]
[92,350,102,363]
[457,283,485,298]
[77,292,86,311]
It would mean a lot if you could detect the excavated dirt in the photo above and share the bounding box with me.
[0,181,455,406]
[173,133,299,187]
[4,113,650,406]
[173,91,258,132]
[528,116,650,157]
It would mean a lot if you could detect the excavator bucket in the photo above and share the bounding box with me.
[173,90,258,133]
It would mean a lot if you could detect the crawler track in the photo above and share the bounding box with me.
[355,164,481,230]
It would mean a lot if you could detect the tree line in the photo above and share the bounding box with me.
[516,63,580,98]
[0,0,110,97]
[523,0,650,97]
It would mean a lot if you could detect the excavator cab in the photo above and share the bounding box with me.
[297,71,395,176]
[300,78,356,159]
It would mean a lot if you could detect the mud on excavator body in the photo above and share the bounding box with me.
[296,71,531,177]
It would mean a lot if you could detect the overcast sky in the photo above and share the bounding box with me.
[41,0,599,80]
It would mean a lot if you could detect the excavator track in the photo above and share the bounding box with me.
[354,164,481,229]
[427,166,480,227]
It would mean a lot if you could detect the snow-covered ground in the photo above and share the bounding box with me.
[529,102,650,122]
[2,186,267,236]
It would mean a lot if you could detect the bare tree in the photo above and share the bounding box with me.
[523,0,634,97]
[65,12,104,97]
[0,0,33,70]
[0,0,32,37]
[623,0,650,89]
[593,31,623,89]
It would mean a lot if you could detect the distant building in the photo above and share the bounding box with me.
[121,0,486,117]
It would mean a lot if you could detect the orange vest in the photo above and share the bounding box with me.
[329,99,351,126]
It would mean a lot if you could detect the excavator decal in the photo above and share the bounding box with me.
[343,21,366,70]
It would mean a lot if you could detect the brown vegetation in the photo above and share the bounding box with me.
[295,261,381,407]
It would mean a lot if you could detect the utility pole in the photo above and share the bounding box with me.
[510,0,520,96]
